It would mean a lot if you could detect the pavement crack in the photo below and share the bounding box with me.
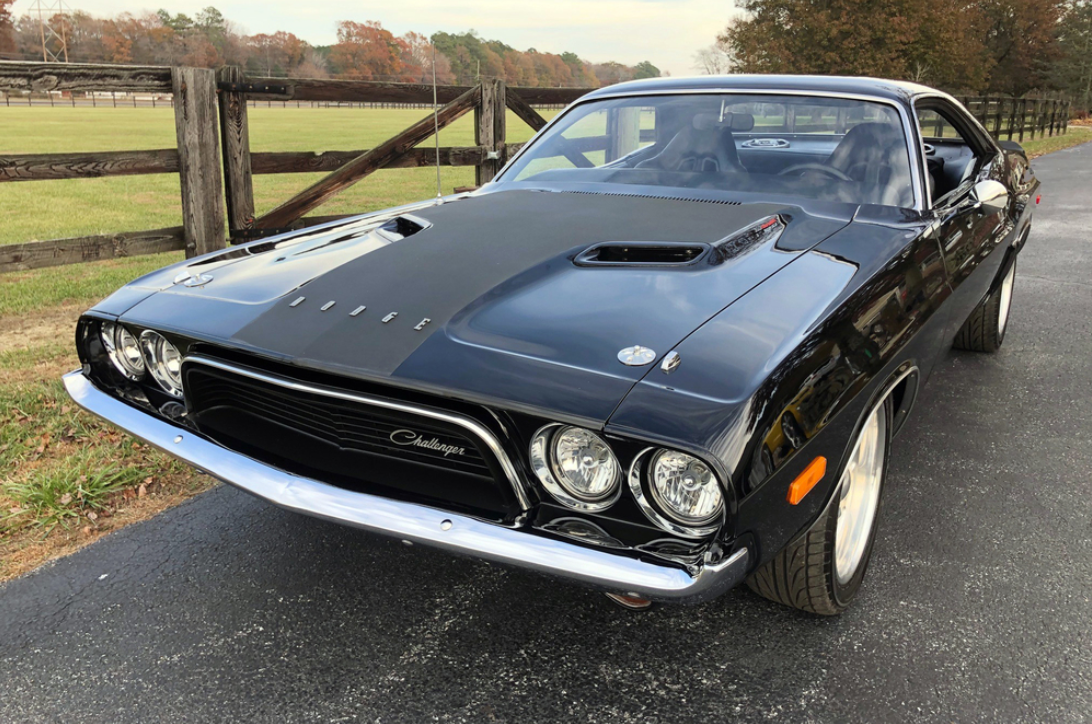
[1019,274,1092,290]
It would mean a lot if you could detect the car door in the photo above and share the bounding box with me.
[917,100,1011,340]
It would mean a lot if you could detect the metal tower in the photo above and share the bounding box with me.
[30,0,71,63]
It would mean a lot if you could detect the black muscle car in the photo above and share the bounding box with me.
[66,76,1039,614]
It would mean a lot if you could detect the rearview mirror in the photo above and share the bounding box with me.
[972,180,1009,216]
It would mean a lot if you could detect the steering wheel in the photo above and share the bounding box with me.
[778,163,852,181]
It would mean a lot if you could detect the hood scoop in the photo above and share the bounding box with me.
[375,213,432,242]
[575,241,709,267]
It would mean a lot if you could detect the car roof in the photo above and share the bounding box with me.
[580,75,941,105]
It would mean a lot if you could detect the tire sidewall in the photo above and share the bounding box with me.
[828,396,894,608]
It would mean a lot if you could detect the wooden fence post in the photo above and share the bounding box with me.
[1018,98,1027,142]
[171,66,225,258]
[217,66,255,238]
[476,79,506,184]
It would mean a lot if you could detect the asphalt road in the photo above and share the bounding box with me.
[2,144,1091,724]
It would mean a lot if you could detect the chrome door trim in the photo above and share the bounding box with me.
[183,355,533,510]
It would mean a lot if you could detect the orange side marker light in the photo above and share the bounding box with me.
[787,456,827,505]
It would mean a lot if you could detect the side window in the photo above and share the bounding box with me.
[916,109,966,142]
[514,106,655,179]
[916,105,984,203]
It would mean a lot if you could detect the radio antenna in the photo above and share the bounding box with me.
[431,46,443,203]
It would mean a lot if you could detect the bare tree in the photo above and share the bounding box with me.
[693,44,733,75]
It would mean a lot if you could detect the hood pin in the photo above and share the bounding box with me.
[618,345,657,366]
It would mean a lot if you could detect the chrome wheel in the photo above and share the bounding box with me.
[834,403,888,585]
[997,262,1016,337]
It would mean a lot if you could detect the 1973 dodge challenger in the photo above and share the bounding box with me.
[65,76,1038,614]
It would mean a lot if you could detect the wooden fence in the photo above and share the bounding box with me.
[0,61,584,273]
[954,96,1071,141]
[0,61,1075,274]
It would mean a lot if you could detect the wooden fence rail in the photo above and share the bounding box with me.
[0,60,1075,273]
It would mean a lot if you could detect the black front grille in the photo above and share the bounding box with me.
[183,361,517,519]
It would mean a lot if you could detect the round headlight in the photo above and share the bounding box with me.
[101,321,145,379]
[139,330,184,398]
[530,425,620,511]
[649,450,723,526]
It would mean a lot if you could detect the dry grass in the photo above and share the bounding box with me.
[1022,125,1092,159]
[0,255,211,583]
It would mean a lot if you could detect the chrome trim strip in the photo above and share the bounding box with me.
[494,88,926,212]
[63,371,750,603]
[182,355,533,510]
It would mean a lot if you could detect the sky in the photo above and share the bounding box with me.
[12,0,737,77]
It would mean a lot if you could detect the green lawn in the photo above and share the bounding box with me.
[0,106,548,245]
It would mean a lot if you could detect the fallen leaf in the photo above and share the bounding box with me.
[138,483,147,498]
[86,511,98,521]
[59,493,73,505]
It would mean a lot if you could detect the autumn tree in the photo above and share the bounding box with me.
[248,31,306,76]
[398,31,454,84]
[329,20,404,80]
[0,0,16,55]
[721,0,992,90]
[1055,0,1092,108]
[978,0,1066,95]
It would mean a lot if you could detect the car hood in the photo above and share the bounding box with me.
[115,190,851,423]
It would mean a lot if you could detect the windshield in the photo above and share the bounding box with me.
[499,94,916,208]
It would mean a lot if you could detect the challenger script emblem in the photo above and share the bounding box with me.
[389,429,467,457]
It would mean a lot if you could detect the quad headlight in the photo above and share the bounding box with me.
[139,330,184,398]
[100,322,145,380]
[530,425,621,511]
[628,448,724,538]
[648,450,723,525]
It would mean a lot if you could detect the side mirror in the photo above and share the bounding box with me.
[972,180,1009,216]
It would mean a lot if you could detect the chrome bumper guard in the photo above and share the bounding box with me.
[65,371,749,603]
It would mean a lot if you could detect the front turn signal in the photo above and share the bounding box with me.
[787,456,827,505]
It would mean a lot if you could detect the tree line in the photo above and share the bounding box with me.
[710,0,1092,108]
[0,4,662,88]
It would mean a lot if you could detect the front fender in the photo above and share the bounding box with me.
[607,219,951,563]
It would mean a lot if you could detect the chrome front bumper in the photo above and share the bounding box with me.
[64,371,750,603]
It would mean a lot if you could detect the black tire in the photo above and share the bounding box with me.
[953,258,1017,353]
[747,396,893,615]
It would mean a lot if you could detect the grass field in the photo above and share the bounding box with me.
[0,105,1089,582]
[0,106,549,245]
